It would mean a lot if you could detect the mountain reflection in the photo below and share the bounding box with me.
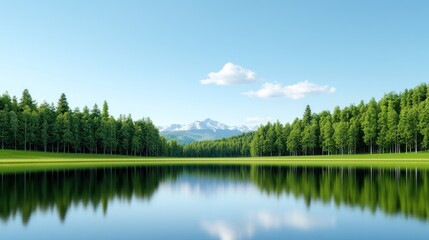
[0,165,428,224]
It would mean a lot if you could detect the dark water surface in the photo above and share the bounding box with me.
[1,165,428,239]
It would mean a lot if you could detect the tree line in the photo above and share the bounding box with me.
[2,83,429,158]
[0,89,184,156]
[183,133,253,157]
[184,83,429,157]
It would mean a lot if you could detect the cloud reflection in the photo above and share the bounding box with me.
[257,211,336,230]
[201,221,254,240]
[161,179,256,197]
[201,211,336,240]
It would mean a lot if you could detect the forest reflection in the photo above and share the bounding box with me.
[1,165,428,224]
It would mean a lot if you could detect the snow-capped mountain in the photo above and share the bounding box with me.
[159,118,255,144]
[159,118,253,133]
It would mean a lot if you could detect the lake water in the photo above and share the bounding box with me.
[1,165,428,239]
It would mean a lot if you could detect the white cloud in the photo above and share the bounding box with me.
[200,63,258,85]
[243,80,336,99]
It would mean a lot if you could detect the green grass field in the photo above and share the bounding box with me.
[1,149,429,172]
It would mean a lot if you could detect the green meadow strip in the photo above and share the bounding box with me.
[2,150,429,173]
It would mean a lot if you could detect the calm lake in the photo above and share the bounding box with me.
[1,165,428,239]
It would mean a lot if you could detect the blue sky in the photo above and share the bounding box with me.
[1,0,428,126]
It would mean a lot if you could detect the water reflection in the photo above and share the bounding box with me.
[255,211,336,230]
[0,165,428,225]
[201,211,336,240]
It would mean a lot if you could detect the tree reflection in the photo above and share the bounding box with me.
[0,166,428,224]
[251,166,429,221]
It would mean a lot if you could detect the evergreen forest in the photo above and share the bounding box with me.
[1,83,429,158]
[184,83,429,157]
[0,89,183,156]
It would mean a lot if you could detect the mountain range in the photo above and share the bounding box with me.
[159,118,255,144]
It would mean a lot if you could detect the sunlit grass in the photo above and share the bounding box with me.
[1,149,429,173]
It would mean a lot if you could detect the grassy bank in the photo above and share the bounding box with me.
[1,150,429,172]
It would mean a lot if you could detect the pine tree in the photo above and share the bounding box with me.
[282,123,292,155]
[0,92,12,111]
[71,109,82,152]
[62,112,73,153]
[363,98,378,154]
[132,127,141,156]
[101,101,109,120]
[21,105,33,151]
[91,104,101,154]
[0,110,8,149]
[81,106,93,153]
[107,116,117,154]
[264,123,275,156]
[57,93,70,115]
[334,121,348,155]
[19,89,36,111]
[399,107,412,153]
[321,116,334,155]
[302,105,312,125]
[250,128,263,157]
[387,100,399,153]
[120,115,134,155]
[287,119,301,156]
[274,121,285,156]
[377,100,389,153]
[41,119,49,152]
[9,111,18,150]
[54,114,64,152]
[409,107,419,153]
[332,106,341,123]
[301,124,312,155]
[347,117,359,154]
[308,119,319,155]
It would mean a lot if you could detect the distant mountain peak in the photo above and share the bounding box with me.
[159,118,250,133]
[158,119,255,144]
